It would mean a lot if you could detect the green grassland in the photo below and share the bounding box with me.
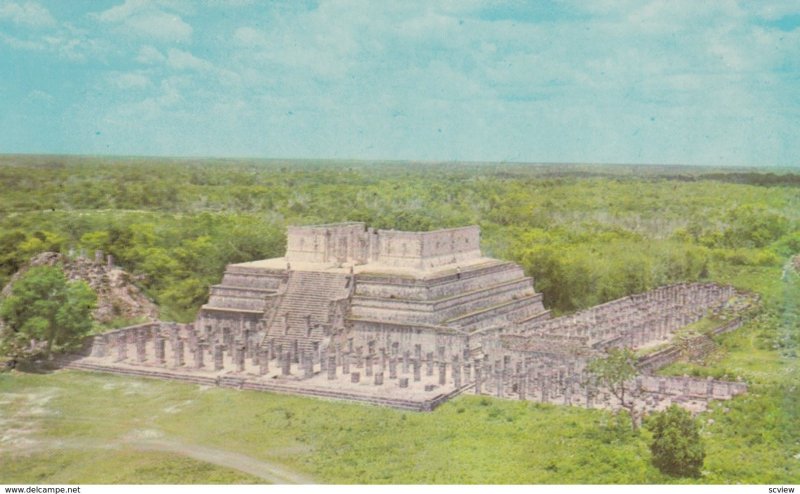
[1,156,799,483]
[1,448,263,485]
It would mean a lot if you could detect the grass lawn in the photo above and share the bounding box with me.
[1,448,263,485]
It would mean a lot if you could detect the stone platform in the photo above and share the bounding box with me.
[63,321,470,411]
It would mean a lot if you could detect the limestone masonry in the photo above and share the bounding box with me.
[64,222,755,413]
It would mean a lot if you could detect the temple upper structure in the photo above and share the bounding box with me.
[284,222,481,269]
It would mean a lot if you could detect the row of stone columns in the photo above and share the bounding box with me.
[473,357,740,411]
[104,323,263,373]
[474,357,594,404]
[100,326,478,391]
[526,283,737,349]
[317,346,470,389]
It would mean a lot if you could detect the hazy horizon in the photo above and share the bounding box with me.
[2,1,799,167]
[5,152,800,173]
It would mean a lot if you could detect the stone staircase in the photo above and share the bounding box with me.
[264,270,351,355]
[201,266,286,316]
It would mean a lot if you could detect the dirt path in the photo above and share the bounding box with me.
[128,438,314,484]
[1,386,314,484]
[5,435,314,484]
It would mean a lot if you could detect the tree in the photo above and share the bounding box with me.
[587,348,642,431]
[0,266,96,362]
[646,405,705,477]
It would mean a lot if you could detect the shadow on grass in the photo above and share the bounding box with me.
[2,351,88,375]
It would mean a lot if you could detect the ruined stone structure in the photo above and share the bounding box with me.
[64,222,754,413]
[1,251,159,325]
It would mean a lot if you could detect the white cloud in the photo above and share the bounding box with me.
[126,11,192,43]
[0,0,55,28]
[166,48,213,71]
[107,76,186,124]
[748,1,800,21]
[0,31,44,50]
[27,89,53,103]
[136,45,165,64]
[93,0,192,43]
[204,0,254,7]
[233,26,267,47]
[94,0,146,23]
[109,71,151,90]
[0,28,103,62]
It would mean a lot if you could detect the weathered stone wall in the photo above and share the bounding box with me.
[637,318,743,373]
[637,375,747,399]
[374,226,480,269]
[354,262,525,300]
[286,222,369,264]
[447,294,546,331]
[285,223,481,268]
[198,309,265,335]
[349,319,469,358]
[373,230,424,268]
[418,226,481,268]
[204,290,276,312]
[351,278,537,325]
[218,266,285,290]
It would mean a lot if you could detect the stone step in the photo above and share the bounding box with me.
[445,293,543,325]
[57,358,474,412]
[265,270,351,346]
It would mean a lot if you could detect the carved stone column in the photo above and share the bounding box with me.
[214,344,224,371]
[327,356,337,380]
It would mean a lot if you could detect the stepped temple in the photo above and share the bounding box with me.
[65,222,754,412]
[199,223,548,368]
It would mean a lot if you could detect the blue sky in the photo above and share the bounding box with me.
[1,0,798,166]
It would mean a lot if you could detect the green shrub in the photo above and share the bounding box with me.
[646,405,705,478]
